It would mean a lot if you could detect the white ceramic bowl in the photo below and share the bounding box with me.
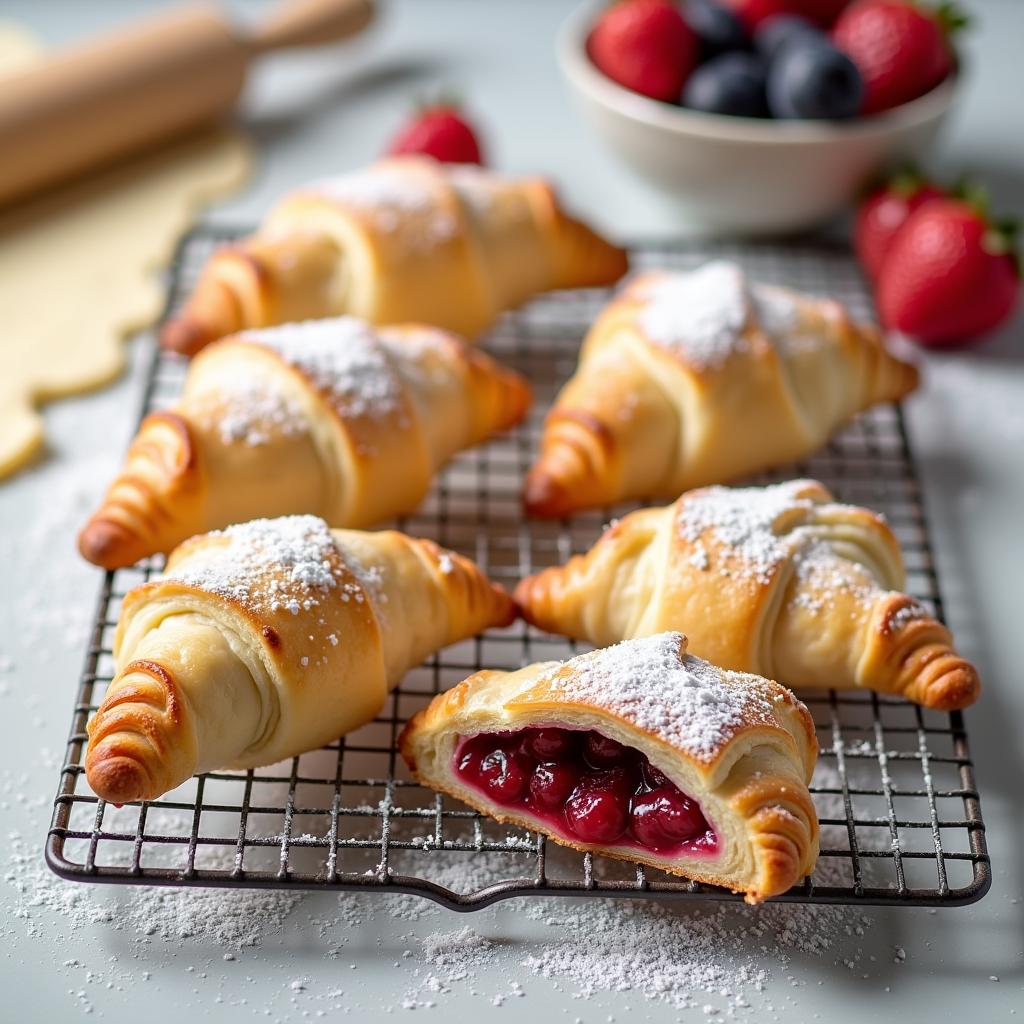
[558,1,960,235]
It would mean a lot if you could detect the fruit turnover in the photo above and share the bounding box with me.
[516,479,981,711]
[588,0,961,121]
[387,102,486,165]
[523,261,918,516]
[85,515,516,805]
[400,632,820,903]
[876,195,1020,348]
[161,157,627,356]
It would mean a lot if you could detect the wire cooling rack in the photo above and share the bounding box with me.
[46,229,990,909]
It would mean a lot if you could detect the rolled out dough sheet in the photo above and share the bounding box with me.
[0,23,251,479]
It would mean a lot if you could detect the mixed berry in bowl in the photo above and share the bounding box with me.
[587,0,962,121]
[454,727,717,855]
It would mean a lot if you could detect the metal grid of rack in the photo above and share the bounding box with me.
[46,229,990,909]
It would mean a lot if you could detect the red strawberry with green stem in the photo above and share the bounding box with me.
[832,0,965,114]
[387,102,485,165]
[877,194,1020,347]
[589,0,698,103]
[855,169,945,280]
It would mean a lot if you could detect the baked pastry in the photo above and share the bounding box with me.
[79,317,531,569]
[516,479,980,711]
[85,515,515,805]
[524,260,919,517]
[162,156,628,356]
[400,631,819,903]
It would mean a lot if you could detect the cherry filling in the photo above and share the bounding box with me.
[455,728,717,856]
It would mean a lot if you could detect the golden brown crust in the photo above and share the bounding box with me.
[399,637,819,903]
[523,409,618,518]
[524,265,919,517]
[161,270,247,356]
[515,479,980,711]
[457,340,534,438]
[79,320,531,569]
[78,411,204,570]
[411,541,517,636]
[85,517,515,805]
[161,157,627,355]
[861,594,981,710]
[85,658,196,805]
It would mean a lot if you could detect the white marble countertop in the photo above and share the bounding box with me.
[1,1,1021,1021]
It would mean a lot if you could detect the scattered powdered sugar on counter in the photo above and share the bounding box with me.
[4,807,302,950]
[242,317,403,422]
[2,758,895,1019]
[384,777,882,1017]
[529,632,798,763]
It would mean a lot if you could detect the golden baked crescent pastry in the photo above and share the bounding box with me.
[524,261,919,517]
[161,157,628,356]
[400,631,819,903]
[516,480,980,711]
[79,317,531,569]
[85,515,515,805]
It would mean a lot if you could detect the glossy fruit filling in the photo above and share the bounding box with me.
[454,727,717,856]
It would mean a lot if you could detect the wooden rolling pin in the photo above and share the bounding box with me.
[0,0,375,208]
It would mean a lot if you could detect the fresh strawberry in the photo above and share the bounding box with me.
[722,0,850,31]
[589,0,698,103]
[832,1,964,114]
[855,170,945,280]
[877,198,1020,347]
[387,104,485,165]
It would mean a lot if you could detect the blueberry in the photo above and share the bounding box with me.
[684,0,748,61]
[767,40,864,120]
[682,52,769,118]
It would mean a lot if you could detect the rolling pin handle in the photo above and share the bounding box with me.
[250,0,376,54]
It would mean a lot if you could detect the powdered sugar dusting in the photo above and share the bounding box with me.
[166,515,342,615]
[534,632,797,763]
[241,317,402,422]
[752,283,798,334]
[205,377,306,447]
[677,480,818,585]
[306,164,457,243]
[885,598,931,634]
[792,538,879,615]
[334,541,388,626]
[637,261,825,369]
[639,261,751,369]
[677,481,902,616]
[446,163,500,214]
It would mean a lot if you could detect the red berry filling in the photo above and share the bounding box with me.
[454,728,716,856]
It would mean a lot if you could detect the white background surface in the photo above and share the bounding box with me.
[0,1,1022,1021]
